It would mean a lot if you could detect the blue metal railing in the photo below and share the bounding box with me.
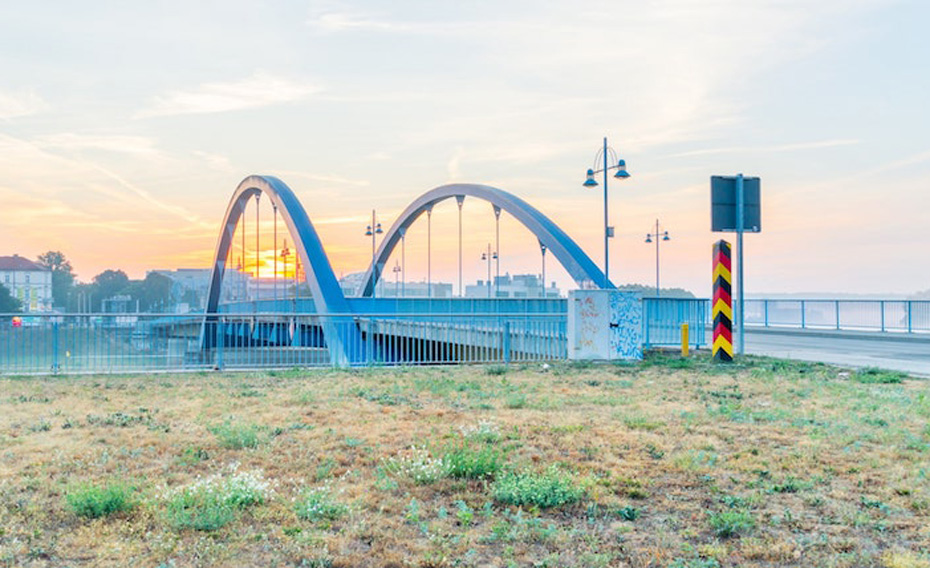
[642,298,709,349]
[0,297,718,374]
[743,299,930,333]
[0,312,567,375]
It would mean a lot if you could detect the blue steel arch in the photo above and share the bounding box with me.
[202,175,358,364]
[359,183,612,297]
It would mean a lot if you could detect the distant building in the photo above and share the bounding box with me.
[101,294,138,313]
[150,268,250,310]
[465,273,561,299]
[0,255,53,312]
[380,280,453,299]
[339,272,453,298]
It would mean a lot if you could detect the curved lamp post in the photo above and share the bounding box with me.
[583,137,630,288]
[364,210,384,298]
[481,244,498,299]
[644,219,670,297]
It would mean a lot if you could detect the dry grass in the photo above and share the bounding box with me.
[0,354,928,567]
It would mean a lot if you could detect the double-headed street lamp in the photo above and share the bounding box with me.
[481,244,498,299]
[392,261,401,297]
[364,210,384,298]
[644,219,670,297]
[583,137,630,288]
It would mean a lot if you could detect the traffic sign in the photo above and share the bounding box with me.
[711,175,761,233]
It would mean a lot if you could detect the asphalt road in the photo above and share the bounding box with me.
[736,328,930,377]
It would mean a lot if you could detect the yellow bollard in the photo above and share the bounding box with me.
[681,323,690,357]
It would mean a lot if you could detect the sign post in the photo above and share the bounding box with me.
[711,175,761,355]
[712,240,734,361]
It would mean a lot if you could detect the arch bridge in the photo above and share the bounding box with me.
[201,175,612,366]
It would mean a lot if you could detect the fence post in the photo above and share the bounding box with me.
[908,301,913,334]
[503,321,511,365]
[880,300,885,332]
[52,321,60,374]
[836,300,841,330]
[216,320,224,370]
[801,300,806,329]
[644,300,651,348]
[764,300,769,327]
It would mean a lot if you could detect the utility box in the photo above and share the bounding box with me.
[568,290,643,361]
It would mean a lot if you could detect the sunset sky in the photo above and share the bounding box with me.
[1,1,928,297]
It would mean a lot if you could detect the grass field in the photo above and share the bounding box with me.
[1,354,929,567]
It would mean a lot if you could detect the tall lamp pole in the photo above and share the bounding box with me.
[481,244,497,299]
[280,240,291,310]
[493,205,501,297]
[583,137,630,288]
[255,193,260,302]
[392,261,401,297]
[399,227,406,298]
[427,207,432,299]
[540,242,547,299]
[456,196,465,297]
[273,202,278,307]
[644,219,670,297]
[364,210,384,299]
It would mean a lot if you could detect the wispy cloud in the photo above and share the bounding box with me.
[446,147,465,181]
[36,133,160,156]
[0,132,209,227]
[136,73,319,118]
[312,215,371,226]
[668,139,861,158]
[309,12,400,32]
[0,89,46,120]
[274,170,371,187]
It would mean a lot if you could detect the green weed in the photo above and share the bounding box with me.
[492,467,584,509]
[443,441,505,479]
[381,447,450,485]
[852,367,907,384]
[617,506,639,521]
[669,559,721,568]
[622,413,665,431]
[164,467,273,531]
[208,421,265,449]
[295,484,348,522]
[504,393,528,409]
[65,481,135,519]
[708,509,755,538]
[177,446,210,466]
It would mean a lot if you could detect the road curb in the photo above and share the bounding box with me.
[743,326,930,343]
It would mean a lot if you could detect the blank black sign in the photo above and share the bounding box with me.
[711,176,761,233]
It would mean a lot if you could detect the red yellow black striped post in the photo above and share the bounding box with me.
[713,240,734,361]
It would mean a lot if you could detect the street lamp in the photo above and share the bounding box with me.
[644,219,670,297]
[582,137,630,288]
[481,244,498,299]
[540,242,547,299]
[392,261,401,297]
[272,202,278,308]
[399,226,407,298]
[280,240,291,303]
[365,210,384,299]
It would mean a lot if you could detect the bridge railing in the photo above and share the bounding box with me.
[744,299,930,333]
[0,312,567,375]
[642,298,709,349]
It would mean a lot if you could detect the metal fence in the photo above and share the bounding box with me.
[0,312,567,375]
[744,299,930,333]
[642,298,709,349]
[1,297,712,375]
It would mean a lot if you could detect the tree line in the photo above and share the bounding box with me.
[0,251,173,313]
